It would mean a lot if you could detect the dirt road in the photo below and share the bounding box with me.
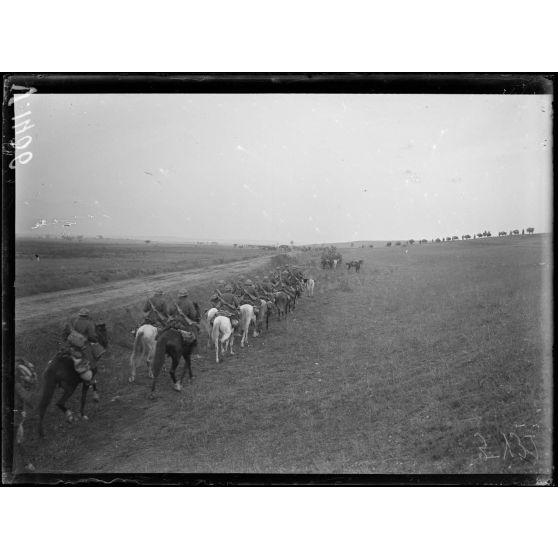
[15,254,273,330]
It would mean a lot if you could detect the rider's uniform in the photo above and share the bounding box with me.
[143,294,170,327]
[240,283,260,306]
[169,294,198,329]
[64,312,98,367]
[217,291,240,314]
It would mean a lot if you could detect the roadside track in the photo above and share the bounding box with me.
[15,255,273,330]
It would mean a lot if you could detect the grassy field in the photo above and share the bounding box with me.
[15,239,267,297]
[11,235,552,477]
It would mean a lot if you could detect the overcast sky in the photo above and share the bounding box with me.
[15,93,552,243]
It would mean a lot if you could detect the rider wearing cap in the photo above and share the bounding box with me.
[169,289,199,330]
[63,308,98,378]
[209,280,227,308]
[252,276,266,299]
[217,284,240,315]
[261,275,276,301]
[232,275,246,297]
[143,289,170,327]
[239,279,261,306]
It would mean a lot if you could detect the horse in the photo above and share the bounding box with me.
[239,304,258,347]
[262,300,275,329]
[256,299,272,332]
[38,323,108,438]
[347,260,363,272]
[129,324,157,382]
[274,291,290,320]
[212,315,235,363]
[306,278,315,297]
[292,282,305,308]
[204,308,219,348]
[149,324,198,397]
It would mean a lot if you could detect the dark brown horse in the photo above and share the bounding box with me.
[38,323,108,437]
[150,303,201,398]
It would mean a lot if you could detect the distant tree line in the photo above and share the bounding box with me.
[384,227,535,247]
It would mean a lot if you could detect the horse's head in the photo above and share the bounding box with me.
[95,322,109,348]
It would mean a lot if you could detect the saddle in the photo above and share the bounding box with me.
[177,329,196,342]
[213,310,239,328]
[160,322,196,342]
[58,347,93,382]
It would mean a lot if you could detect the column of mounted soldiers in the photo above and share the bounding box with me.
[58,264,307,386]
[14,263,310,457]
[141,263,307,333]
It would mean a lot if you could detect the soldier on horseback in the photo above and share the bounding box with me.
[279,270,296,298]
[233,275,246,297]
[168,289,200,331]
[209,280,226,305]
[142,289,170,328]
[252,276,267,300]
[63,308,102,383]
[261,275,276,301]
[240,279,260,306]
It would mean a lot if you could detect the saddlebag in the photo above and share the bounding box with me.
[67,329,87,348]
[91,342,106,359]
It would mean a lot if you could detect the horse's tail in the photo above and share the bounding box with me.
[130,329,145,366]
[211,317,221,344]
[37,361,57,438]
[151,333,167,377]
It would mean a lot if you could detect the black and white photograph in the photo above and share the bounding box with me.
[2,74,553,482]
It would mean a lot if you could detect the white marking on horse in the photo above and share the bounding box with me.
[129,324,157,382]
[239,304,258,348]
[307,278,315,297]
[211,315,235,363]
[204,308,219,348]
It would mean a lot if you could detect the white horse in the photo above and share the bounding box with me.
[211,315,235,363]
[307,278,315,297]
[204,308,219,348]
[129,324,158,382]
[332,258,339,269]
[239,304,259,348]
